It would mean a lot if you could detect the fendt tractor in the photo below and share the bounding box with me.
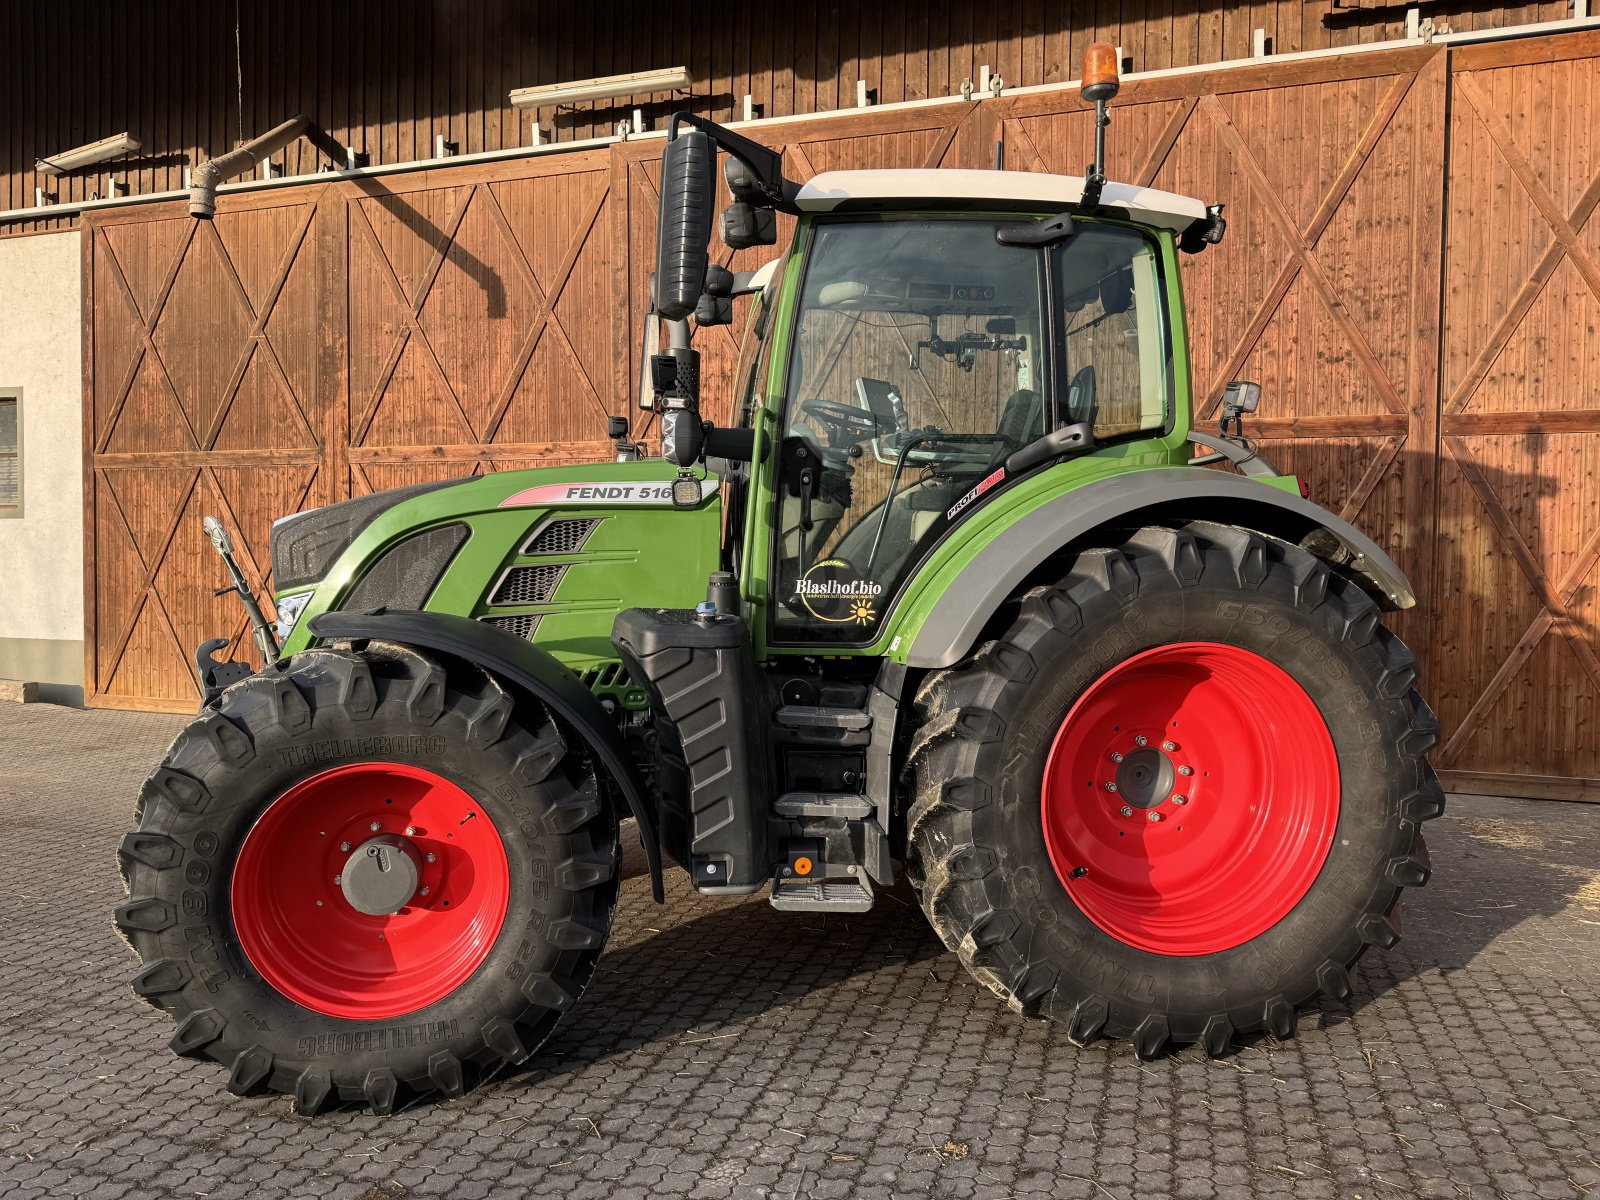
[116,45,1442,1114]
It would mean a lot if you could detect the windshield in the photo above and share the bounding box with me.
[771,216,1170,645]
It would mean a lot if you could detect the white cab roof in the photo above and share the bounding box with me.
[794,169,1208,232]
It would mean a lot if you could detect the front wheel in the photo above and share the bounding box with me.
[115,644,618,1113]
[905,523,1443,1058]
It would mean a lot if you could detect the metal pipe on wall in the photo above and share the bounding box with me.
[187,115,311,219]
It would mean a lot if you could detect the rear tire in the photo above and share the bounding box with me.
[115,643,618,1113]
[904,523,1443,1058]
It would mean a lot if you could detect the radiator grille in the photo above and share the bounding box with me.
[522,517,600,556]
[489,563,567,606]
[480,613,540,640]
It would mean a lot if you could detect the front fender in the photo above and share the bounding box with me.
[904,468,1415,670]
[309,609,664,902]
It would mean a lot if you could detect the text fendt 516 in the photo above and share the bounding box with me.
[116,46,1442,1115]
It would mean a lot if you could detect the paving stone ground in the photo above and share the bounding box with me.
[1,701,1597,1200]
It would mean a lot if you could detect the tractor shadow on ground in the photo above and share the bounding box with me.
[504,793,1593,1084]
[505,844,945,1089]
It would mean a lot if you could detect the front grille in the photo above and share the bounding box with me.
[522,517,600,556]
[489,563,567,606]
[343,523,469,612]
[480,613,540,640]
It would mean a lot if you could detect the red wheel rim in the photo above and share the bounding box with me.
[1042,642,1340,956]
[231,762,510,1019]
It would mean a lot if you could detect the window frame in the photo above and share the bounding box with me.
[0,389,20,519]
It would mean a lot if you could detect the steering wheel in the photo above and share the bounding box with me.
[800,399,895,446]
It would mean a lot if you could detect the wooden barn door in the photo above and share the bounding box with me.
[343,150,618,495]
[83,187,336,711]
[1431,31,1600,800]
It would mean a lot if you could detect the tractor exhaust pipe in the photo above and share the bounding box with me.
[188,115,312,219]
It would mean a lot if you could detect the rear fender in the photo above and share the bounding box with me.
[904,468,1414,670]
[309,609,664,902]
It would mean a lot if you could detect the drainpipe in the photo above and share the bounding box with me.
[188,115,312,219]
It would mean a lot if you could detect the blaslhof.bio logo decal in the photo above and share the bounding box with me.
[793,559,884,625]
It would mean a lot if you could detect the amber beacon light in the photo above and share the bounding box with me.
[1081,42,1121,103]
[1079,42,1121,206]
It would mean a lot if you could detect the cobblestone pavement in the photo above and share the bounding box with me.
[1,701,1597,1200]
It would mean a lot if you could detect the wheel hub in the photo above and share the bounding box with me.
[340,834,422,915]
[1114,746,1175,809]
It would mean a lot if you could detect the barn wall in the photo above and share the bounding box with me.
[0,230,85,704]
[1,1,1578,235]
[78,29,1600,800]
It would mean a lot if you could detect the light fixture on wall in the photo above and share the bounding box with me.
[35,132,142,176]
[509,66,693,110]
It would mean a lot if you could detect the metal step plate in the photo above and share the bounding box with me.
[772,705,873,731]
[771,872,875,913]
[773,791,874,819]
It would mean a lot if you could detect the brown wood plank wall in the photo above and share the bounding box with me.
[79,28,1600,801]
[3,1,1577,235]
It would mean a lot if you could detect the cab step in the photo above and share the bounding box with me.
[773,791,873,819]
[770,871,875,913]
[772,705,872,730]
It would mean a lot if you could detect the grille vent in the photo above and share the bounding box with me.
[480,613,541,640]
[490,564,567,606]
[522,518,600,556]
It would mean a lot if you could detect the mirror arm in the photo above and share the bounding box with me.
[669,113,801,214]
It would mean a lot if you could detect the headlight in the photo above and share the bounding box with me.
[274,591,313,645]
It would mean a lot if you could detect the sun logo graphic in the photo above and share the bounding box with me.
[793,559,884,626]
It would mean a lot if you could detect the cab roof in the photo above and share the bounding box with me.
[794,169,1208,233]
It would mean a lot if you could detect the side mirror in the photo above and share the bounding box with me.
[653,130,715,320]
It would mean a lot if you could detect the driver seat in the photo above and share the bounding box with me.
[998,388,1044,448]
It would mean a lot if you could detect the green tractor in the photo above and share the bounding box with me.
[116,48,1442,1115]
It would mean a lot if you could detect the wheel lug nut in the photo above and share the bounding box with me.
[405,826,417,837]
[1133,735,1148,747]
[333,874,342,885]
[1178,766,1193,777]
[1110,752,1124,764]
[1163,740,1178,752]
[369,821,381,832]
[419,885,430,897]
[1148,811,1164,823]
[1119,805,1133,817]
[1104,782,1118,793]
[339,841,351,852]
[1172,795,1188,805]
[425,852,437,864]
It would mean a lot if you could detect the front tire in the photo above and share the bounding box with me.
[115,644,618,1113]
[905,523,1443,1058]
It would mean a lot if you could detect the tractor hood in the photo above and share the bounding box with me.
[272,461,724,675]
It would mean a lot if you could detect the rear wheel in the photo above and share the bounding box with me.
[905,523,1443,1058]
[116,643,618,1113]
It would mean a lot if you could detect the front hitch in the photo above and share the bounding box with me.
[194,515,280,705]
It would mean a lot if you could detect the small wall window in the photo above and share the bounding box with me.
[0,391,19,518]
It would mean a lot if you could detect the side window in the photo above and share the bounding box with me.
[1055,229,1168,439]
[0,392,19,518]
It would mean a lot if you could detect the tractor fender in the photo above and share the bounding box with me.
[904,467,1414,670]
[308,609,664,902]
